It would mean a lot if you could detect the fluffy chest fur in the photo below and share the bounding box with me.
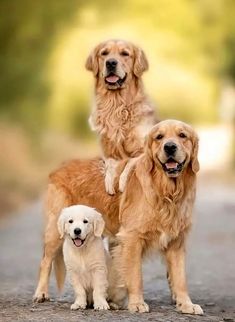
[63,237,107,290]
[89,89,155,159]
[119,167,196,251]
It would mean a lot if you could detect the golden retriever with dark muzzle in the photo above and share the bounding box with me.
[86,39,157,160]
[34,120,202,315]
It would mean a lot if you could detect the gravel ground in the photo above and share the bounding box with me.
[0,182,235,322]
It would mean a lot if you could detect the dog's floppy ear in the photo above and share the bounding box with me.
[85,45,100,77]
[191,134,200,173]
[133,46,149,78]
[57,209,66,239]
[136,133,156,207]
[93,210,105,237]
[143,134,154,173]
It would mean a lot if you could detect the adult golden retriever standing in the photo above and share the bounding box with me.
[34,120,203,316]
[86,39,156,160]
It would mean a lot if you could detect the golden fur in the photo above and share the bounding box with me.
[34,120,203,315]
[86,39,156,159]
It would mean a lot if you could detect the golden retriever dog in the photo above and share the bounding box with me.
[34,120,203,315]
[58,205,110,310]
[86,39,156,160]
[86,39,157,194]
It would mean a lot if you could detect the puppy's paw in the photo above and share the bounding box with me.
[70,302,86,310]
[94,298,110,310]
[177,302,203,315]
[128,301,149,313]
[33,292,50,303]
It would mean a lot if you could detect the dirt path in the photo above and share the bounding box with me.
[0,182,235,322]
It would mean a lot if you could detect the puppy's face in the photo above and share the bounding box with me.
[58,205,105,248]
[147,120,199,178]
[86,39,148,90]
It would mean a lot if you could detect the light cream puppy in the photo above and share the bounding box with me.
[58,205,109,310]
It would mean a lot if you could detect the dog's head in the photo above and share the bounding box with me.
[57,205,105,248]
[86,39,148,90]
[145,120,200,178]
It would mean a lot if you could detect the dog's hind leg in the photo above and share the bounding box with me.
[33,184,71,302]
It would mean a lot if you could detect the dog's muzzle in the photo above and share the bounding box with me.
[72,237,85,247]
[104,58,126,87]
[161,157,186,176]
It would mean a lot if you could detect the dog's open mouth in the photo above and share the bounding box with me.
[161,158,185,175]
[72,237,85,248]
[105,73,127,87]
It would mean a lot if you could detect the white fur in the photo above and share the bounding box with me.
[104,158,119,195]
[58,205,109,310]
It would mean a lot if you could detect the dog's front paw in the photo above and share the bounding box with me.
[33,291,50,303]
[94,298,110,310]
[128,301,149,313]
[104,179,116,195]
[70,302,87,310]
[118,174,126,193]
[177,302,203,315]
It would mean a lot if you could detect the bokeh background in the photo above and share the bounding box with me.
[0,0,235,216]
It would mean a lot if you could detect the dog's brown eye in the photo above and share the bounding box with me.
[101,50,109,56]
[120,51,129,56]
[179,133,187,138]
[156,134,163,140]
[83,219,88,224]
[68,219,73,224]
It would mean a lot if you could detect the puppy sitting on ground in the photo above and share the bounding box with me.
[58,205,110,311]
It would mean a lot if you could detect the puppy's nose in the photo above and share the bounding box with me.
[74,228,81,235]
[164,142,177,156]
[106,58,117,69]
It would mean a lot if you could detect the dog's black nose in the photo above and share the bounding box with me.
[106,58,117,69]
[74,228,81,235]
[164,142,177,155]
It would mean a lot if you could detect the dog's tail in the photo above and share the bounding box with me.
[54,248,66,292]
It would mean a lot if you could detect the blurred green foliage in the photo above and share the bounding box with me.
[0,0,235,138]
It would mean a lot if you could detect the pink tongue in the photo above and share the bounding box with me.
[165,162,178,169]
[74,238,82,247]
[106,75,119,83]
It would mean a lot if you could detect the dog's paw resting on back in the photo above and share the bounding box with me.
[104,158,119,195]
[119,157,139,192]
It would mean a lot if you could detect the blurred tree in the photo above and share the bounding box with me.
[0,0,235,137]
[0,0,80,134]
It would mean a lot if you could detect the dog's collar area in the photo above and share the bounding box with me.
[161,158,186,175]
[72,237,85,248]
[105,73,127,87]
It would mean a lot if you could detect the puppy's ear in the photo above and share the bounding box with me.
[57,210,66,239]
[93,210,105,237]
[85,45,100,76]
[133,46,149,78]
[191,135,200,173]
